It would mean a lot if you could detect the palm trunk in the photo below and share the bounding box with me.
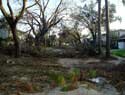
[105,0,110,57]
[98,0,102,55]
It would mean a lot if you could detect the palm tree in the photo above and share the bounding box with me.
[97,0,102,55]
[105,0,110,57]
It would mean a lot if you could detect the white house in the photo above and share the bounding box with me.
[116,29,125,49]
[118,35,125,49]
[100,29,125,49]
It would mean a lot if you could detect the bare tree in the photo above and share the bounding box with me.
[24,0,64,48]
[0,0,37,57]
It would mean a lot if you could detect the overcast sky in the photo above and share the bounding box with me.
[70,0,125,30]
[0,0,125,30]
[110,0,125,30]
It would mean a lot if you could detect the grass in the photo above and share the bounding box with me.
[112,49,125,57]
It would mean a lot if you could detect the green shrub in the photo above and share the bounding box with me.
[87,69,97,78]
[57,75,65,87]
[66,68,80,83]
[49,72,66,87]
[49,69,80,91]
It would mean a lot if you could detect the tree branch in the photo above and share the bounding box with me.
[7,0,14,18]
[26,10,41,26]
[48,17,62,28]
[16,0,27,22]
[43,0,50,11]
[0,0,9,18]
[25,0,40,9]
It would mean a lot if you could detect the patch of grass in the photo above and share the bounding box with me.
[49,72,66,87]
[49,68,80,91]
[87,69,97,78]
[112,49,125,57]
[61,83,78,92]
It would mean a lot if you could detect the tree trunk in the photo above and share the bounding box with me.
[93,36,96,48]
[98,0,102,55]
[11,25,20,57]
[35,34,45,51]
[105,0,110,57]
[35,28,48,49]
[90,29,96,48]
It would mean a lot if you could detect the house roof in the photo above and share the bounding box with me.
[112,29,125,32]
[119,35,125,40]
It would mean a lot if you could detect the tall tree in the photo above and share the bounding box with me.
[0,0,37,57]
[105,0,110,57]
[71,1,98,47]
[24,0,64,49]
[71,1,120,49]
[0,0,27,57]
[97,0,102,54]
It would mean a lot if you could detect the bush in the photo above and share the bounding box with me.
[87,69,97,78]
[49,72,66,87]
[49,68,80,91]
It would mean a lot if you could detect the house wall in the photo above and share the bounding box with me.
[117,30,125,49]
[118,41,125,49]
[119,31,125,37]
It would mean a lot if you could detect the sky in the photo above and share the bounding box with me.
[71,0,125,30]
[0,0,125,31]
[108,0,125,30]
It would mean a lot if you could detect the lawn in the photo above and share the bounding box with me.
[112,49,125,57]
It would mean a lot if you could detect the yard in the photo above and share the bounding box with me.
[0,53,125,95]
[0,0,125,95]
[112,49,125,57]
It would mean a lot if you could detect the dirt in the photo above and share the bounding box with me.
[58,57,125,94]
[0,53,125,94]
[57,57,124,71]
[0,55,67,94]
